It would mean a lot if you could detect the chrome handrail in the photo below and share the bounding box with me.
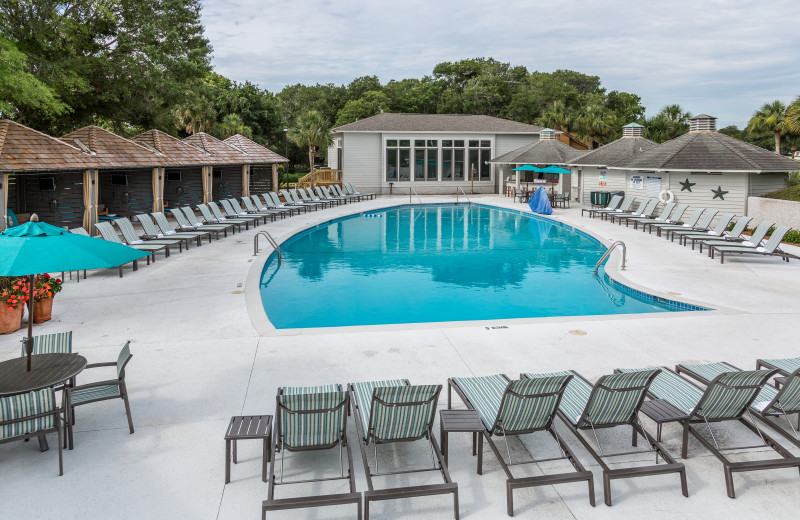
[594,241,626,275]
[456,186,471,204]
[409,186,422,206]
[254,230,282,264]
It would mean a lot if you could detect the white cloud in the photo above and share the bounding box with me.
[200,0,800,127]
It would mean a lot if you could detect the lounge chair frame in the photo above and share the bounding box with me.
[582,195,622,218]
[447,375,594,515]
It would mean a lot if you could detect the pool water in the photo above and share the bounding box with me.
[260,204,698,329]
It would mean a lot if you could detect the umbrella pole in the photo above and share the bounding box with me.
[26,273,34,372]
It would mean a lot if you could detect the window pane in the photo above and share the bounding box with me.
[454,149,464,180]
[454,140,464,147]
[442,140,452,147]
[399,149,410,180]
[427,149,437,181]
[414,150,425,179]
[415,140,425,147]
[442,149,452,180]
[399,139,410,147]
[387,140,397,147]
[480,140,490,147]
[469,140,479,147]
[427,140,437,147]
[480,149,491,180]
[468,149,479,180]
[386,149,397,181]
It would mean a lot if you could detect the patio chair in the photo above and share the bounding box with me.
[594,196,636,221]
[170,208,229,238]
[347,183,376,200]
[448,374,594,515]
[321,186,350,205]
[613,198,659,226]
[228,198,274,224]
[19,331,74,390]
[709,225,798,263]
[196,204,246,232]
[301,188,334,209]
[209,201,255,229]
[219,199,267,225]
[259,193,298,215]
[348,379,458,520]
[333,184,360,203]
[313,187,342,206]
[616,366,800,498]
[696,216,753,253]
[664,209,719,241]
[242,196,287,219]
[66,341,134,450]
[673,213,735,248]
[262,385,361,519]
[582,194,621,218]
[757,356,800,389]
[340,184,363,202]
[94,221,163,262]
[0,388,63,475]
[607,198,648,223]
[640,204,689,233]
[124,215,187,252]
[273,190,309,212]
[624,202,675,230]
[152,211,211,244]
[286,189,322,210]
[522,369,688,506]
[295,188,331,209]
[648,207,706,237]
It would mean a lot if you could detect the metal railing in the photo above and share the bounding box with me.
[409,187,422,206]
[456,186,471,204]
[254,230,282,264]
[594,241,626,276]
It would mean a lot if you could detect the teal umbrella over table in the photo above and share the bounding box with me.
[0,215,151,371]
[541,165,572,174]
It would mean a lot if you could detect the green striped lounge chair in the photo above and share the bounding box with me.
[347,183,376,200]
[661,209,718,241]
[208,201,254,229]
[615,198,660,226]
[624,202,676,230]
[263,384,361,519]
[617,365,800,498]
[302,188,334,209]
[640,203,689,233]
[448,374,594,515]
[117,217,185,253]
[268,192,305,213]
[94,221,163,261]
[341,183,364,202]
[710,225,798,264]
[0,388,63,475]
[697,216,754,253]
[294,188,329,209]
[757,356,800,390]
[170,208,229,238]
[228,198,274,224]
[522,369,687,506]
[259,194,298,216]
[582,194,621,218]
[671,213,733,245]
[593,196,635,221]
[649,207,705,236]
[152,212,211,244]
[286,189,321,211]
[348,379,458,520]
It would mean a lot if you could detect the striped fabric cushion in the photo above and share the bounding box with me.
[524,371,590,426]
[760,357,800,374]
[451,374,509,431]
[578,370,658,427]
[350,379,407,441]
[0,389,56,439]
[768,374,800,414]
[70,384,120,405]
[370,385,440,441]
[617,367,702,414]
[678,363,772,420]
[282,384,339,396]
[678,362,783,414]
[278,391,347,449]
[20,331,72,357]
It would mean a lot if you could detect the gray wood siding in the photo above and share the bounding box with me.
[250,166,274,195]
[100,169,153,218]
[495,134,538,156]
[18,171,84,228]
[342,133,382,193]
[749,173,787,196]
[164,166,203,209]
[214,166,243,200]
[580,167,627,205]
[666,172,747,216]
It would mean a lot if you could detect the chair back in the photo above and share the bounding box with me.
[665,203,689,222]
[367,385,441,443]
[760,225,791,253]
[747,221,776,246]
[693,209,719,230]
[493,375,572,435]
[134,214,162,237]
[229,199,248,215]
[208,202,227,220]
[20,331,72,357]
[269,192,285,206]
[115,218,146,243]
[692,369,776,421]
[278,390,348,450]
[709,213,736,235]
[0,389,57,440]
[765,369,800,414]
[94,221,123,243]
[69,227,90,236]
[616,197,636,212]
[241,197,257,211]
[116,341,132,380]
[195,204,218,223]
[680,208,705,228]
[169,209,193,229]
[629,200,648,215]
[655,202,676,220]
[333,185,347,197]
[727,216,753,238]
[152,212,176,234]
[295,189,311,202]
[279,190,294,204]
[305,188,320,201]
[219,199,237,216]
[577,369,660,427]
[604,195,622,210]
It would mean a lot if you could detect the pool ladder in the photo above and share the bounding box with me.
[594,241,626,276]
[254,230,282,264]
[456,186,472,204]
[409,187,422,206]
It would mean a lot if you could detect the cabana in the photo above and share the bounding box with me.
[223,134,288,194]
[183,133,250,202]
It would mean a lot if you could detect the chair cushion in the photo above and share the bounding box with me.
[350,379,406,440]
[70,384,120,405]
[0,389,55,439]
[278,390,347,449]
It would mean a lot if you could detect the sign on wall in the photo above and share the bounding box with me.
[629,175,643,190]
[646,176,662,198]
[599,171,607,187]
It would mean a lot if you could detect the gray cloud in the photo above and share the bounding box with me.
[200,0,799,127]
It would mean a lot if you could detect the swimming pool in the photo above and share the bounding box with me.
[259,204,705,329]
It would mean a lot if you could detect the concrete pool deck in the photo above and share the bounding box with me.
[1,194,799,519]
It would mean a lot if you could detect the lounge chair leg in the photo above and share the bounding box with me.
[505,481,515,516]
[225,439,231,484]
[725,467,736,498]
[603,474,612,506]
[680,467,689,497]
[453,487,459,520]
[365,497,370,520]
[233,439,237,464]
[681,422,690,459]
[57,417,63,476]
[588,478,596,506]
[631,425,637,447]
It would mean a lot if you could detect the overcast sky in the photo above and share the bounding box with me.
[200,0,799,128]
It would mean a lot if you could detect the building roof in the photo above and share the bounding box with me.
[60,126,164,169]
[131,129,211,167]
[569,136,658,167]
[0,119,98,172]
[223,134,287,164]
[332,113,544,133]
[612,131,800,172]
[489,139,585,165]
[183,132,249,164]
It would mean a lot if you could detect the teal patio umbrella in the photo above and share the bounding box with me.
[541,165,572,174]
[511,164,544,172]
[0,215,150,371]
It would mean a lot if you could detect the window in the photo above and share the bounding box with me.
[386,149,398,181]
[111,174,128,185]
[442,149,452,180]
[39,177,56,191]
[454,149,464,181]
[386,140,411,181]
[166,170,181,182]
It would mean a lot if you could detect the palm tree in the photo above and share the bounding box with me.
[786,97,800,149]
[214,113,253,139]
[747,100,788,154]
[575,105,613,145]
[174,99,216,135]
[289,110,331,187]
[536,101,575,132]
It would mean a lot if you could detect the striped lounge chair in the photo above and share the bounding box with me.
[169,208,229,238]
[262,384,361,519]
[95,221,163,262]
[133,213,192,251]
[624,202,676,230]
[152,211,211,244]
[448,374,594,515]
[195,204,246,232]
[0,388,63,475]
[709,225,799,264]
[609,199,655,225]
[523,369,688,506]
[757,356,800,391]
[209,201,257,228]
[227,198,274,224]
[582,194,621,218]
[348,379,458,520]
[617,365,800,498]
[593,196,635,221]
[648,207,705,236]
[346,183,376,200]
[639,203,689,233]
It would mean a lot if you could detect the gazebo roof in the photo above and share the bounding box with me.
[0,120,98,172]
[60,126,164,169]
[569,137,658,167]
[183,132,249,164]
[131,129,211,167]
[489,139,585,166]
[223,134,287,164]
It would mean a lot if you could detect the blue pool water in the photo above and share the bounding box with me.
[260,204,702,329]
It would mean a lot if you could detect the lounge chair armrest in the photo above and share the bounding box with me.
[71,379,119,391]
[85,362,117,369]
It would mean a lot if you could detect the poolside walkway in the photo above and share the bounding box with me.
[1,194,799,520]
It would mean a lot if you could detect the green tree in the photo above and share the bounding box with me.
[433,58,528,116]
[214,113,252,139]
[289,110,332,179]
[347,75,382,101]
[0,36,69,119]
[787,96,800,135]
[746,100,789,154]
[644,105,691,143]
[536,100,576,132]
[174,96,216,134]
[575,104,614,144]
[334,90,390,127]
[383,77,443,113]
[719,125,746,141]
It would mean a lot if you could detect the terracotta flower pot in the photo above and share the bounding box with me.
[33,297,53,323]
[0,305,23,334]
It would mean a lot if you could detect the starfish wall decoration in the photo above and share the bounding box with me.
[679,178,696,192]
[711,186,728,200]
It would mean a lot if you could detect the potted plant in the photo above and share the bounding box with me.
[32,273,63,323]
[0,276,29,334]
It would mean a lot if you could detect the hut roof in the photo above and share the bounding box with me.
[60,126,164,169]
[569,137,658,167]
[183,133,249,164]
[332,113,544,134]
[131,129,211,166]
[0,119,98,172]
[223,134,287,164]
[489,139,585,165]
[612,131,800,172]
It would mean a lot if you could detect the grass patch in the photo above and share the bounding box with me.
[762,184,800,201]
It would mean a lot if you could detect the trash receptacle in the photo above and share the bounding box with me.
[590,191,610,207]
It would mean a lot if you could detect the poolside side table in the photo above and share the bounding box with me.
[439,409,484,467]
[224,415,272,484]
[639,399,689,441]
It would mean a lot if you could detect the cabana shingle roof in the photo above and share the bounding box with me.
[131,129,211,167]
[0,119,98,172]
[490,139,585,165]
[223,134,287,163]
[569,137,658,167]
[60,126,164,168]
[332,113,544,133]
[612,132,800,172]
[183,132,249,164]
